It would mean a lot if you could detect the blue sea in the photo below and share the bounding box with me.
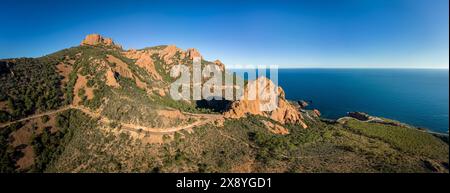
[233,69,449,133]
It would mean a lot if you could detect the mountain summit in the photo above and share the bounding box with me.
[81,34,122,49]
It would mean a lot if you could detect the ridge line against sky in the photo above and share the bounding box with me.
[226,66,450,69]
[0,0,448,68]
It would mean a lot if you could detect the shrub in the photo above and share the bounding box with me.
[41,115,50,123]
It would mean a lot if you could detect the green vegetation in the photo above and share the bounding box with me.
[32,127,67,172]
[152,115,330,172]
[33,109,97,172]
[139,45,168,51]
[344,119,448,160]
[0,123,23,173]
[151,53,173,82]
[83,85,109,110]
[0,58,64,121]
[152,94,214,114]
[41,115,50,123]
[0,111,10,123]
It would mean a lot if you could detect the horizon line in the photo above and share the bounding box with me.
[226,66,449,70]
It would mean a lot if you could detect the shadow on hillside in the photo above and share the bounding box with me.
[195,96,232,113]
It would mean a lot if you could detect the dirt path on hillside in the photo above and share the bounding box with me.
[0,106,73,128]
[70,106,223,134]
[0,105,224,135]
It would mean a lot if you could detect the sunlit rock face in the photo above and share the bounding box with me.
[225,76,307,128]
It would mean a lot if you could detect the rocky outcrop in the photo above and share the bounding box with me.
[347,112,370,121]
[261,120,289,135]
[125,44,204,73]
[124,49,162,80]
[313,109,321,117]
[105,68,119,87]
[160,45,182,64]
[422,159,447,172]
[186,48,202,60]
[224,76,307,128]
[78,34,302,129]
[347,112,384,123]
[106,55,133,78]
[298,100,309,109]
[345,112,409,126]
[81,34,122,49]
[214,60,225,71]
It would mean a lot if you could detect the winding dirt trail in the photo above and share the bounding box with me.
[0,105,224,135]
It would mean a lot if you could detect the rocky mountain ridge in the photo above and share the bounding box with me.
[77,34,307,127]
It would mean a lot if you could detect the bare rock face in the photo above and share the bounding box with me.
[159,45,182,65]
[224,77,307,128]
[124,49,162,80]
[106,55,133,78]
[105,68,119,87]
[124,45,205,80]
[81,34,122,49]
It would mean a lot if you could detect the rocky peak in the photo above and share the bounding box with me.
[186,48,202,60]
[81,34,122,49]
[154,46,202,64]
[214,60,225,71]
[158,45,183,65]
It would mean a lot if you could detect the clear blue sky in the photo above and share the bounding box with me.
[0,0,448,68]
